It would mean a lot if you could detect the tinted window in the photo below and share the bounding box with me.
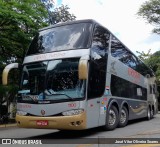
[136,59,154,77]
[111,36,128,59]
[111,75,147,100]
[20,62,47,95]
[46,58,86,99]
[111,36,154,77]
[111,36,138,69]
[88,26,110,99]
[27,23,92,55]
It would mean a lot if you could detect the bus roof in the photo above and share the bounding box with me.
[39,19,97,31]
[38,19,155,77]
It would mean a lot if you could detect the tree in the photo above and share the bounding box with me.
[50,4,76,24]
[0,0,48,65]
[145,51,160,81]
[41,0,55,24]
[137,50,160,82]
[0,0,48,116]
[0,1,76,65]
[136,49,152,60]
[137,0,160,34]
[0,1,77,117]
[138,50,160,110]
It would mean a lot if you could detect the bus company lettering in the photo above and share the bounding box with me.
[128,68,141,79]
[33,52,66,61]
[34,54,47,61]
[18,104,32,109]
[49,52,66,58]
[68,103,76,107]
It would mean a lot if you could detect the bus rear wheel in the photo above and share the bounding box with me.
[118,106,128,127]
[104,105,119,131]
[147,106,152,120]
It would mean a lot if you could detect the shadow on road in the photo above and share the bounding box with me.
[28,117,155,139]
[28,127,105,139]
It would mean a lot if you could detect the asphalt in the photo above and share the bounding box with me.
[0,111,160,128]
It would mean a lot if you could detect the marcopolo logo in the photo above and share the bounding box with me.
[41,109,46,116]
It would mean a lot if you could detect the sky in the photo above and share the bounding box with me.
[54,0,160,55]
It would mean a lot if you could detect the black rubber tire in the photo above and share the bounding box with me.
[147,107,151,120]
[103,105,119,131]
[150,107,154,119]
[118,106,128,128]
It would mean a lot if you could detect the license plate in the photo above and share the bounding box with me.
[36,120,48,126]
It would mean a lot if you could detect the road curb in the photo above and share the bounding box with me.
[0,123,17,128]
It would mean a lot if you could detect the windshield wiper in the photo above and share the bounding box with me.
[45,91,74,100]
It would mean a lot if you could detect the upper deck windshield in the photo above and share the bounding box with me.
[19,58,86,102]
[27,23,92,55]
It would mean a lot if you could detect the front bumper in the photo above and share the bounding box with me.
[16,112,86,130]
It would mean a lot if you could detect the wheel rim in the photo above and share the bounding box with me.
[120,109,126,124]
[151,109,154,117]
[108,109,116,126]
[148,109,151,119]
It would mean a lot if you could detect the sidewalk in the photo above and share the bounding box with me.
[0,123,17,128]
[0,119,17,128]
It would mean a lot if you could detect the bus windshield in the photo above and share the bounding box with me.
[19,58,86,102]
[27,23,92,55]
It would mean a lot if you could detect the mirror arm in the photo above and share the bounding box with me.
[2,63,19,85]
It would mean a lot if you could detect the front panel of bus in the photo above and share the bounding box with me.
[16,21,93,130]
[16,20,111,130]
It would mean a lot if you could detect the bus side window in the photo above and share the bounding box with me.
[88,25,110,99]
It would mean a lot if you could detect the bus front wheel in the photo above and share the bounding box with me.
[104,105,119,131]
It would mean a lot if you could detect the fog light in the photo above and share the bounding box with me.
[76,121,81,125]
[71,122,75,126]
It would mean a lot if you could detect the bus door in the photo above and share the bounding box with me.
[87,98,101,128]
[86,25,110,128]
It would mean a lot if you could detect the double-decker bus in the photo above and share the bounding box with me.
[2,19,158,130]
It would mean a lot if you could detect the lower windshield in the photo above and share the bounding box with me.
[19,58,86,102]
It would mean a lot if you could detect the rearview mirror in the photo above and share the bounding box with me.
[2,63,19,85]
[78,55,89,80]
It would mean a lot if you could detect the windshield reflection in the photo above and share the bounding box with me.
[19,58,86,101]
[27,23,92,55]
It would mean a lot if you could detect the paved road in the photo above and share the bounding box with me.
[0,113,160,147]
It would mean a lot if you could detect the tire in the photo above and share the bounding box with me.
[104,105,119,131]
[118,106,128,128]
[150,107,154,119]
[147,107,151,120]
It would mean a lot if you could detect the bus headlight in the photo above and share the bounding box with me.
[62,109,84,116]
[16,111,27,116]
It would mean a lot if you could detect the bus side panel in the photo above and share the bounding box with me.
[107,97,148,120]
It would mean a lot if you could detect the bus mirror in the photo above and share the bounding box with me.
[79,56,89,80]
[2,63,19,85]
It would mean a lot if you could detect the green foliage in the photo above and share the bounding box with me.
[50,4,76,24]
[0,84,18,104]
[0,1,76,113]
[145,51,160,82]
[138,50,160,110]
[137,50,160,81]
[136,49,152,60]
[137,0,160,34]
[0,0,48,64]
